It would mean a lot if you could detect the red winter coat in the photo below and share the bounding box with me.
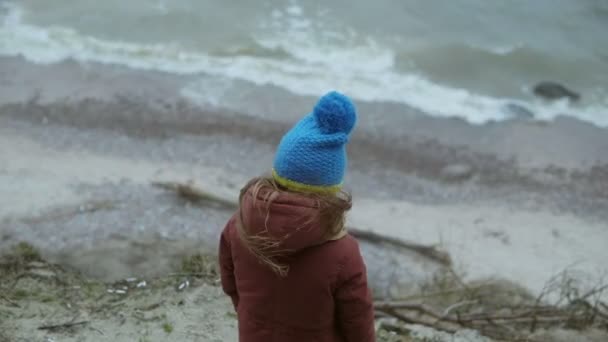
[219,188,375,342]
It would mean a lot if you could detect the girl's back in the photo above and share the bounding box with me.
[219,91,375,342]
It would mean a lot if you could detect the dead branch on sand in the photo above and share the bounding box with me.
[374,279,608,341]
[152,181,236,209]
[151,180,451,266]
[342,229,451,266]
[38,320,89,331]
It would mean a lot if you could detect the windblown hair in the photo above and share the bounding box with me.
[236,176,352,277]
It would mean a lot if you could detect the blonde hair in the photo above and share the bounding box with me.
[236,176,352,277]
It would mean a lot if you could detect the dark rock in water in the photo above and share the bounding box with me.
[440,163,474,182]
[533,81,580,101]
[503,103,535,119]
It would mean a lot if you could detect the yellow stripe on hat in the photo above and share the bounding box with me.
[272,169,342,194]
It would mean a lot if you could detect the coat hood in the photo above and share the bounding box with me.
[239,187,343,253]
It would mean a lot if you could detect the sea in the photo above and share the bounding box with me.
[1,0,607,126]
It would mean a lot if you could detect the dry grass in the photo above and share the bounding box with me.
[0,242,42,275]
[180,253,218,278]
[0,243,230,341]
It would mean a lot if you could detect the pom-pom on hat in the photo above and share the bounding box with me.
[273,91,357,193]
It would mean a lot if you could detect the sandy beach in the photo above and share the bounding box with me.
[1,55,608,341]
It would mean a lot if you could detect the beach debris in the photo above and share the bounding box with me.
[107,287,128,295]
[374,271,608,341]
[533,81,580,102]
[105,277,150,294]
[176,279,190,292]
[152,180,236,209]
[345,229,451,266]
[152,180,452,266]
[440,164,474,182]
[38,320,89,331]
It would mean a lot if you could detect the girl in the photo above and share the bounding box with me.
[219,91,375,342]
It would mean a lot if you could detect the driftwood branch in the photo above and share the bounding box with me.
[375,301,602,340]
[374,291,608,340]
[343,229,451,266]
[151,180,451,266]
[374,264,608,339]
[375,301,445,320]
[379,307,461,334]
[38,320,89,331]
[376,320,412,335]
[442,300,478,317]
[152,181,236,209]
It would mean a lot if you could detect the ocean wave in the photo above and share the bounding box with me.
[0,1,606,127]
[468,43,525,56]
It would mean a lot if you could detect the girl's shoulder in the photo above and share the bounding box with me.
[316,233,363,264]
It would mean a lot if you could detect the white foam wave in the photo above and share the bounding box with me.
[1,2,606,127]
[467,42,525,56]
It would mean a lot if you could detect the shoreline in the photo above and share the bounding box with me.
[1,55,607,223]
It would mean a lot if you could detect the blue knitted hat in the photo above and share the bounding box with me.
[272,91,357,193]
